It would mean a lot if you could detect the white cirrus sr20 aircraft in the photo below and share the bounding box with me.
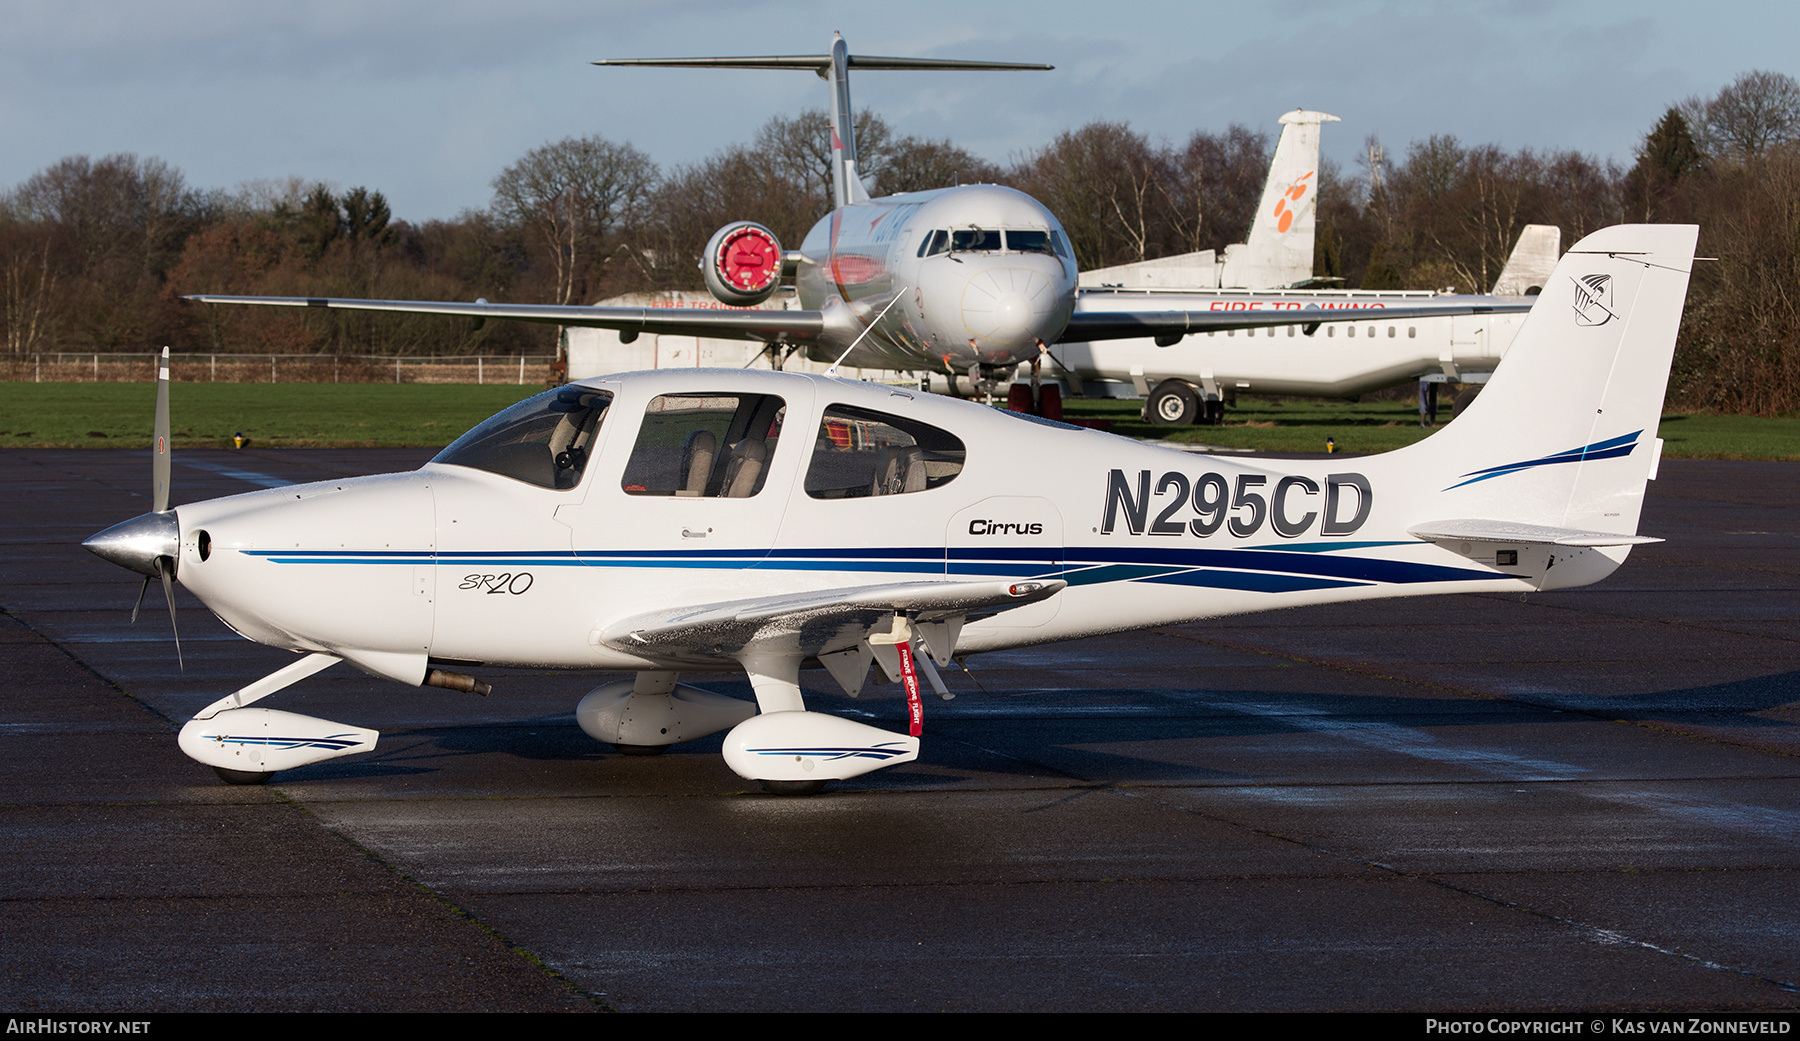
[87,224,1695,794]
[183,35,1524,398]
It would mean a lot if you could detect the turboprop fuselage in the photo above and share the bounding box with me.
[793,184,1077,374]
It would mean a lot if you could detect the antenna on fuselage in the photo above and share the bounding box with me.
[595,36,1051,210]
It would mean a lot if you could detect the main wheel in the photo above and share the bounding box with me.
[214,767,273,785]
[1147,380,1198,426]
[613,743,671,757]
[759,778,829,796]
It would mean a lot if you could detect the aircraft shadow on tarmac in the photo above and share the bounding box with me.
[242,670,1800,789]
[1497,670,1800,725]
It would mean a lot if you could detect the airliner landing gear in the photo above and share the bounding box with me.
[1006,379,1063,420]
[1147,380,1198,426]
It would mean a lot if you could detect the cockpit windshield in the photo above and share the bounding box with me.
[920,228,1064,258]
[950,228,1003,252]
[1006,230,1055,255]
[433,385,612,490]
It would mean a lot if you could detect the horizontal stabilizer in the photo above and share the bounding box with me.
[1408,519,1663,547]
[595,55,1051,71]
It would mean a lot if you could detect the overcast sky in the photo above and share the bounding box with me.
[3,0,1793,221]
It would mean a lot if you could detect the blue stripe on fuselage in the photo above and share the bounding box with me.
[242,541,1508,590]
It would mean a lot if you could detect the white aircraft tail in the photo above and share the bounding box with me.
[1490,224,1562,296]
[595,36,1048,211]
[1379,225,1697,560]
[824,34,873,207]
[1221,109,1339,289]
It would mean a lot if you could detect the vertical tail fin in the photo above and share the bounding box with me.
[1392,224,1698,542]
[1489,224,1562,296]
[1222,109,1339,288]
[824,33,871,207]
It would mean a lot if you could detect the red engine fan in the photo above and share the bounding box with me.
[702,222,783,306]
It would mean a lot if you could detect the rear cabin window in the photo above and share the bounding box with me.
[805,405,965,499]
[621,393,786,498]
[433,386,612,490]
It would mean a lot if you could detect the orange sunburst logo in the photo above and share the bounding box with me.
[1271,171,1315,234]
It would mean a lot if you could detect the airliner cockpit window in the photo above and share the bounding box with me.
[805,405,965,499]
[919,230,950,257]
[1007,230,1054,255]
[950,228,1002,252]
[621,393,787,498]
[433,386,612,491]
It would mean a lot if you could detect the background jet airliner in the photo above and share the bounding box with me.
[186,35,1524,395]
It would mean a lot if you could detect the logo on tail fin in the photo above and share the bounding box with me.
[1572,273,1615,326]
[1271,172,1314,234]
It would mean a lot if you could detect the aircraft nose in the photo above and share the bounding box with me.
[83,511,179,577]
[961,268,1055,344]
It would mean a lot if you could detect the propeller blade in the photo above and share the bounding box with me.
[152,346,171,514]
[160,560,182,671]
[130,574,151,623]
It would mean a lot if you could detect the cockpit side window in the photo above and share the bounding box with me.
[805,405,966,499]
[433,386,612,490]
[621,393,786,498]
[950,228,1002,252]
[918,230,949,257]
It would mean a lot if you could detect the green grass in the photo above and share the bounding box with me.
[1651,412,1800,460]
[0,383,544,449]
[1055,396,1800,460]
[2,381,1796,460]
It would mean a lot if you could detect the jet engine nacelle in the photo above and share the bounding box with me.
[702,222,783,306]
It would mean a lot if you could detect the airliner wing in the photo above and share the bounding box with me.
[183,293,827,345]
[1059,302,1534,344]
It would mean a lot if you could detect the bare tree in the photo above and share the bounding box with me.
[1705,70,1800,160]
[491,136,658,305]
[753,109,893,215]
[1167,124,1270,254]
[1014,122,1173,268]
[875,136,1001,195]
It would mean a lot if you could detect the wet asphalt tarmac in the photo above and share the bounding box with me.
[1,447,1797,1012]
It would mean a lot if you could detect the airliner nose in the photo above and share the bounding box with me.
[961,268,1055,344]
